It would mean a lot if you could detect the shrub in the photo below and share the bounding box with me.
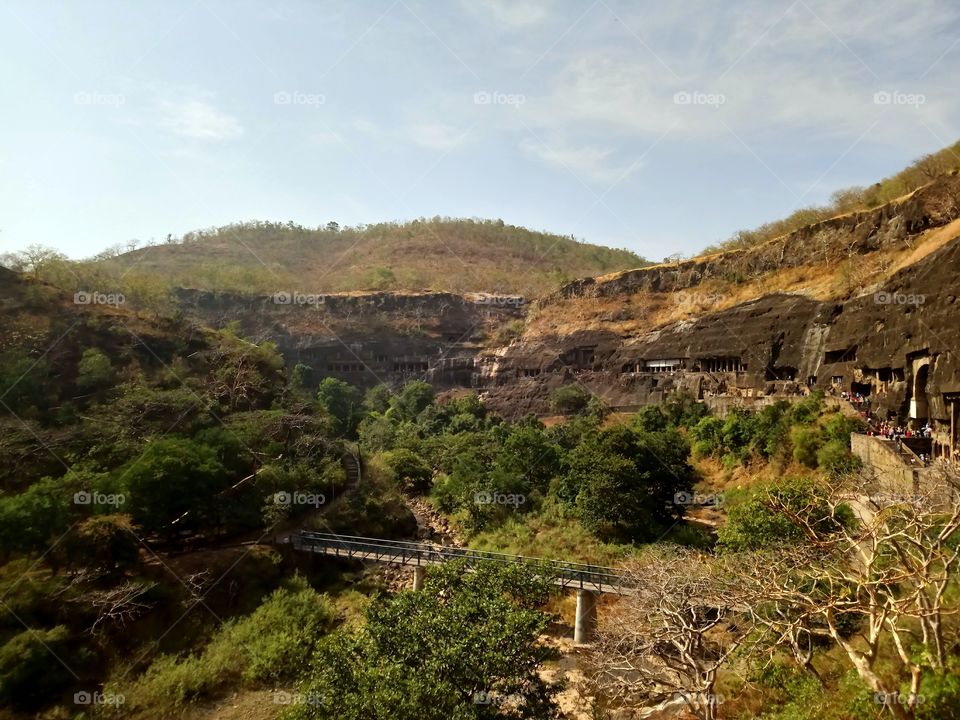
[915,671,960,720]
[0,626,74,711]
[117,577,337,711]
[76,347,116,391]
[790,426,822,468]
[816,439,862,477]
[717,477,851,552]
[549,385,591,414]
[381,448,433,494]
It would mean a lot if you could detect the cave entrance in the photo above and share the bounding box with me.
[910,362,930,422]
[851,382,872,397]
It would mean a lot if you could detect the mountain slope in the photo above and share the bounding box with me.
[100,218,647,298]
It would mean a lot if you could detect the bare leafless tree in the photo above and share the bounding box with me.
[73,580,157,634]
[738,469,960,720]
[590,547,750,720]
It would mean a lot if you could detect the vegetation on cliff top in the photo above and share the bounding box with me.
[701,138,960,256]
[73,217,648,298]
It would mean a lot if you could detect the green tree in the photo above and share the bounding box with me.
[690,415,724,458]
[316,378,364,437]
[363,383,393,414]
[382,448,433,494]
[564,426,694,542]
[76,347,116,391]
[662,391,708,428]
[716,476,851,552]
[0,475,73,554]
[493,423,561,495]
[389,380,435,422]
[816,439,862,477]
[549,385,591,414]
[633,405,668,432]
[116,438,229,536]
[284,562,561,720]
[790,426,823,468]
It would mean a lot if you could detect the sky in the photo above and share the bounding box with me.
[1,0,958,262]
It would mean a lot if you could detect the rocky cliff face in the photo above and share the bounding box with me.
[552,174,960,302]
[480,237,959,428]
[174,288,523,389]
[478,176,960,428]
[169,177,960,457]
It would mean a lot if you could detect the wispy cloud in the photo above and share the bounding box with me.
[351,117,469,152]
[464,0,549,27]
[519,135,640,186]
[158,99,244,141]
[408,122,468,151]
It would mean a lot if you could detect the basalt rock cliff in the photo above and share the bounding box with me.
[169,176,960,455]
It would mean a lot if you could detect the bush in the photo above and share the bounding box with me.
[381,448,433,494]
[717,477,851,552]
[816,439,862,477]
[915,671,960,720]
[216,576,338,683]
[790,426,823,468]
[0,626,74,710]
[76,347,116,391]
[116,577,337,712]
[549,385,591,414]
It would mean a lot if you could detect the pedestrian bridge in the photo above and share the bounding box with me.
[285,531,632,641]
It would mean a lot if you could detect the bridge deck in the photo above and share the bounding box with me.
[288,532,632,594]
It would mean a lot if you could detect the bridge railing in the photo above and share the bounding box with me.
[293,531,630,593]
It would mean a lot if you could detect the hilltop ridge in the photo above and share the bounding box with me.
[96,217,648,298]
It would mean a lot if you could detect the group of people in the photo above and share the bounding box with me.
[865,420,935,465]
[868,420,933,441]
[839,390,871,411]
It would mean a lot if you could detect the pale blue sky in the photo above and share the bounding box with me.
[1,0,958,261]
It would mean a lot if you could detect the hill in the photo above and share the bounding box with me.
[96,218,648,298]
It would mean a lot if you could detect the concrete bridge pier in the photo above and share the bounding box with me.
[574,589,598,644]
[412,565,426,590]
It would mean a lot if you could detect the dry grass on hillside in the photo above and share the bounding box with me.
[526,219,960,339]
[101,219,648,298]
